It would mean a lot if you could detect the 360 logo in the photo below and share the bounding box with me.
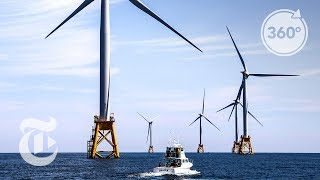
[261,9,308,56]
[19,117,58,166]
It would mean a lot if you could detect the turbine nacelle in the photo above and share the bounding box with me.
[241,71,250,79]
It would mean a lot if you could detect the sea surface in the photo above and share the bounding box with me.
[0,153,320,179]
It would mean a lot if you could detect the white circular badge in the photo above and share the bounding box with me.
[261,9,308,56]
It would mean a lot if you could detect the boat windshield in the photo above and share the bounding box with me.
[166,147,183,158]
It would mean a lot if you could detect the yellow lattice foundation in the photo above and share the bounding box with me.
[87,114,120,158]
[238,135,254,155]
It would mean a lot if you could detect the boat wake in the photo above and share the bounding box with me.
[129,170,200,178]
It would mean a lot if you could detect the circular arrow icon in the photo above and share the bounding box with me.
[261,9,308,56]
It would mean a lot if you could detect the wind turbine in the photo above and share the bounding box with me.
[138,112,159,153]
[217,80,263,153]
[46,0,202,159]
[189,89,220,153]
[226,26,299,154]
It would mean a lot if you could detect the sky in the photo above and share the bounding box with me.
[0,0,319,153]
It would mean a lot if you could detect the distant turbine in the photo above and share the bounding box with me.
[226,26,299,155]
[46,0,202,159]
[189,89,220,153]
[137,112,159,153]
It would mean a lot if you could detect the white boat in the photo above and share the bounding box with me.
[152,142,200,176]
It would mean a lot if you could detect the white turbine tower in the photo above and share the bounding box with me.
[46,0,202,159]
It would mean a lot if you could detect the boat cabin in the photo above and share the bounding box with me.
[158,145,189,168]
[166,147,184,158]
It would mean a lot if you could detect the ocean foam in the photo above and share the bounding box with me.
[129,170,201,178]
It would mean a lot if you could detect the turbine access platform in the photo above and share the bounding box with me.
[87,114,120,158]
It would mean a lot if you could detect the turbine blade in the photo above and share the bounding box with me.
[236,79,244,101]
[235,104,238,141]
[146,124,150,143]
[46,0,94,38]
[250,73,299,77]
[248,110,264,127]
[217,103,235,113]
[228,104,236,122]
[137,112,150,123]
[239,102,263,127]
[129,0,202,52]
[203,115,220,131]
[226,26,246,71]
[235,104,238,123]
[202,89,206,114]
[189,116,200,126]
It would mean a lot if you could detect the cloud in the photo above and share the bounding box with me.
[121,86,241,112]
[0,82,17,92]
[0,0,93,40]
[0,100,25,112]
[113,33,269,59]
[0,53,8,60]
[0,0,265,78]
[116,35,227,47]
[0,0,124,78]
[299,68,320,77]
[261,98,320,113]
[27,84,97,94]
[125,81,318,121]
[0,29,99,77]
[182,49,269,61]
[114,35,228,53]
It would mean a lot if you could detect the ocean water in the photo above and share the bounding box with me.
[0,153,320,179]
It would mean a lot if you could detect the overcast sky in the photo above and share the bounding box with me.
[0,0,319,153]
